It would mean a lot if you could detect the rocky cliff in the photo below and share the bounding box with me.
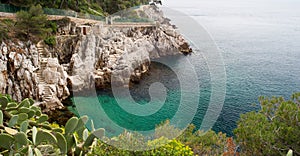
[0,5,192,111]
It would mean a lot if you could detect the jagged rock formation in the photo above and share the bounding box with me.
[60,6,192,91]
[36,41,70,111]
[0,5,192,111]
[0,41,39,102]
[0,40,70,111]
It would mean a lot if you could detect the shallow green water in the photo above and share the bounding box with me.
[71,60,210,137]
[71,0,300,136]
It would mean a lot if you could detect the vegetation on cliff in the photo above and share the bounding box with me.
[15,5,51,42]
[0,19,13,42]
[0,0,150,15]
[0,5,63,45]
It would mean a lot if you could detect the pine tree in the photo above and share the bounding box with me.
[15,4,50,42]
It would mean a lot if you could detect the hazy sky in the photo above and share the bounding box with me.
[163,0,300,10]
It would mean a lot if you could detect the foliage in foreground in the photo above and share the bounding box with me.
[1,92,299,155]
[89,131,194,156]
[234,93,300,155]
[0,94,232,156]
[178,125,228,155]
[90,121,230,156]
[0,94,105,155]
[0,94,197,156]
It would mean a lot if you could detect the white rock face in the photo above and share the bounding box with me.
[0,41,70,111]
[0,41,39,101]
[63,5,192,90]
[0,5,192,111]
[43,58,70,99]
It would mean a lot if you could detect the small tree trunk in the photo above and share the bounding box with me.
[76,0,79,10]
[59,0,65,9]
[52,0,57,8]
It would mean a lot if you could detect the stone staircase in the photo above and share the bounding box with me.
[36,41,52,102]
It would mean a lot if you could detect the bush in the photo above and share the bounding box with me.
[47,21,58,33]
[15,5,51,42]
[147,138,194,156]
[0,25,8,42]
[0,19,15,42]
[89,121,193,155]
[178,125,228,155]
[90,135,194,156]
[44,36,56,46]
[234,93,300,155]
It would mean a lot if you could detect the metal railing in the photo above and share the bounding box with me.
[0,3,27,13]
[0,3,105,21]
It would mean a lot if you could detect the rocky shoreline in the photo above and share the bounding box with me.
[0,5,192,112]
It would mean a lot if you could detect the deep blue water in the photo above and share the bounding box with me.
[72,0,300,136]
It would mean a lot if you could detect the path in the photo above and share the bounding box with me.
[0,12,156,27]
[36,41,52,102]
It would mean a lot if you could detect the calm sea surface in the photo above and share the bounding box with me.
[72,0,300,136]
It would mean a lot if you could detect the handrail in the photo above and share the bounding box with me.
[0,3,105,21]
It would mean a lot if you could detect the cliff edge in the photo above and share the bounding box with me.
[0,5,192,112]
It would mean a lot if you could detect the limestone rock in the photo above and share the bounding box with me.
[0,41,39,102]
[68,75,85,92]
[0,5,192,111]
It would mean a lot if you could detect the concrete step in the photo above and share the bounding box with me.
[41,85,52,101]
[36,41,57,103]
[43,96,52,101]
[44,95,52,98]
[44,89,51,93]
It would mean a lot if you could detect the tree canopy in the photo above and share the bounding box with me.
[15,4,50,41]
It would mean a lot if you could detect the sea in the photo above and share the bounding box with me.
[71,0,300,136]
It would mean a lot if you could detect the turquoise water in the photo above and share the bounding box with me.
[72,0,300,136]
[73,59,210,137]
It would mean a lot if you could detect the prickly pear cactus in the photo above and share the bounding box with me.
[0,94,105,156]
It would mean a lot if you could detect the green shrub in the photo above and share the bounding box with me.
[147,138,194,156]
[0,19,15,42]
[234,93,300,155]
[0,26,8,42]
[44,36,56,46]
[15,5,51,42]
[178,125,227,155]
[47,21,58,33]
[90,135,194,156]
[89,121,194,156]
